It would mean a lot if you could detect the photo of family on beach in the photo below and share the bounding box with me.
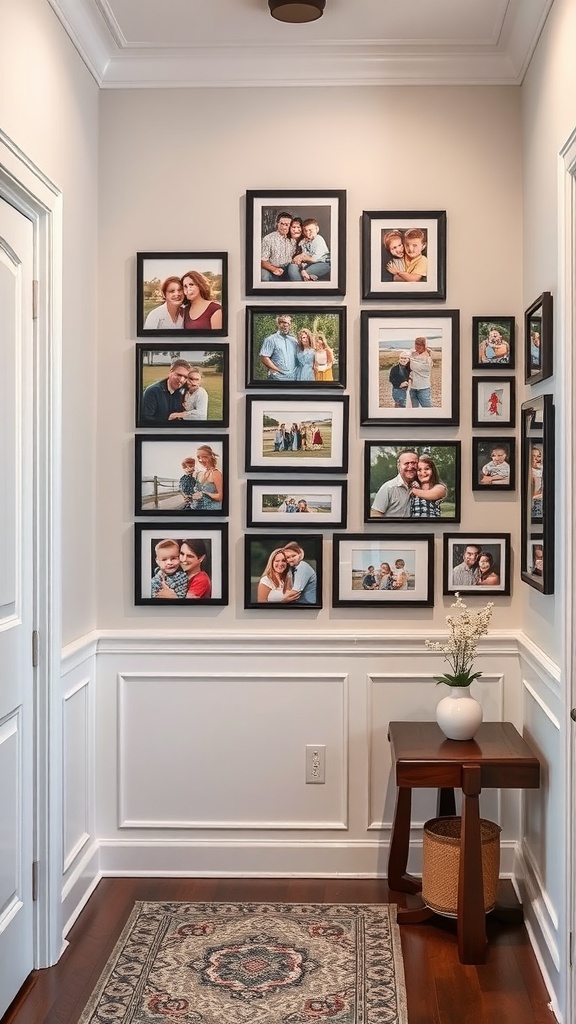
[245,396,349,473]
[245,190,346,297]
[472,317,515,369]
[332,534,434,607]
[136,345,228,428]
[364,442,461,522]
[244,534,322,609]
[361,310,459,426]
[362,210,446,300]
[443,535,510,595]
[134,524,228,605]
[136,252,227,337]
[245,307,345,389]
[247,480,347,528]
[135,435,228,517]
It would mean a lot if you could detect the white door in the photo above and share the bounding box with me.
[0,196,35,1015]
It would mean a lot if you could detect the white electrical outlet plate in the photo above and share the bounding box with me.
[305,744,326,784]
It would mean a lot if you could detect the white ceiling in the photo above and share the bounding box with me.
[47,0,555,88]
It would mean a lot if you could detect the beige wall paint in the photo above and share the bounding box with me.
[98,84,522,630]
[0,0,99,645]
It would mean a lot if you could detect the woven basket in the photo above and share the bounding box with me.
[422,816,501,917]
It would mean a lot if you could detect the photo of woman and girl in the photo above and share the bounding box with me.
[386,337,436,409]
[381,227,428,283]
[150,537,212,600]
[140,256,225,334]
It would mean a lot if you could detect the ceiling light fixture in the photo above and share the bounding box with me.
[269,0,325,23]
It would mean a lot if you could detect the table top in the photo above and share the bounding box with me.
[388,721,540,789]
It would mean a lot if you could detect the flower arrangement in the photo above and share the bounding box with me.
[426,593,494,687]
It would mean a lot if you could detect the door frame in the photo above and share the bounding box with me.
[0,128,63,967]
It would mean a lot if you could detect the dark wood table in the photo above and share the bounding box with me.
[387,721,540,964]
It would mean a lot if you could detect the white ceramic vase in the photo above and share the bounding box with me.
[435,685,483,741]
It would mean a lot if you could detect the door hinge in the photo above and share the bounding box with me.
[32,861,39,902]
[32,630,39,668]
[32,279,38,320]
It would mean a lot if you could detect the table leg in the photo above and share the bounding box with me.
[458,764,487,964]
[388,786,421,894]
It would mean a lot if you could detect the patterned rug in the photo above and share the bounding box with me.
[77,900,408,1024]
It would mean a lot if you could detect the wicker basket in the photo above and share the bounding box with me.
[422,816,501,917]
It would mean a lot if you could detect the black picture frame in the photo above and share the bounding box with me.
[360,309,460,427]
[443,534,511,596]
[135,435,229,518]
[245,306,346,389]
[361,210,446,300]
[134,524,228,606]
[136,251,228,337]
[471,376,515,428]
[135,344,229,429]
[471,316,515,370]
[246,479,347,529]
[244,533,323,609]
[524,291,553,385]
[245,190,346,297]
[245,395,349,474]
[471,437,516,492]
[332,533,434,608]
[363,441,461,523]
[521,394,554,593]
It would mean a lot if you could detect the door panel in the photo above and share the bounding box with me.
[0,197,35,1016]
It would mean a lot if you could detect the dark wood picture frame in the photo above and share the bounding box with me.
[471,437,516,492]
[363,441,461,523]
[245,395,349,474]
[360,309,460,427]
[471,316,515,370]
[135,344,229,429]
[471,376,515,428]
[246,479,347,529]
[244,533,323,609]
[134,524,228,606]
[524,291,553,385]
[136,251,228,337]
[245,306,346,389]
[443,534,511,596]
[521,394,554,593]
[135,434,229,518]
[361,210,446,300]
[245,190,346,298]
[332,533,434,607]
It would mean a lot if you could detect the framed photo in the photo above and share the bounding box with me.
[360,309,459,427]
[472,316,515,369]
[361,210,446,300]
[472,376,515,428]
[135,435,229,518]
[332,534,434,608]
[245,190,346,297]
[245,306,346,389]
[364,442,461,523]
[443,534,511,596]
[136,252,228,337]
[244,533,323,609]
[524,291,553,385]
[521,394,554,593]
[247,480,347,529]
[471,437,516,492]
[135,344,229,428]
[134,524,228,606]
[245,396,349,474]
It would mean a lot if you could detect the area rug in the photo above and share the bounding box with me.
[77,900,408,1024]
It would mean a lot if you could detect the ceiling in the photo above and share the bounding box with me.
[47,0,555,89]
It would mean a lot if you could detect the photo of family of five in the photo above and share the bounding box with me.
[260,211,331,283]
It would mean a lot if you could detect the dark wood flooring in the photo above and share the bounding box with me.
[1,877,556,1024]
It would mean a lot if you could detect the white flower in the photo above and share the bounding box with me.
[425,593,493,684]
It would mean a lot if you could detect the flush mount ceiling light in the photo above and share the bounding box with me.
[269,0,325,23]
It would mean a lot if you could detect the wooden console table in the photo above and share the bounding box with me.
[387,721,540,964]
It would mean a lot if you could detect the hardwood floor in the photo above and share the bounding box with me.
[1,877,555,1024]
